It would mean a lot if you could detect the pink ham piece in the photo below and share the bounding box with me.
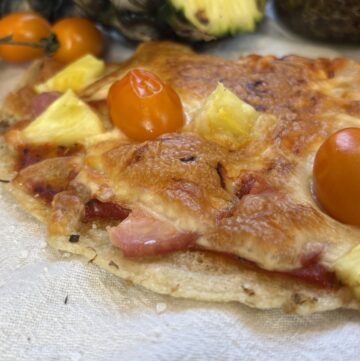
[31,92,61,117]
[108,210,198,257]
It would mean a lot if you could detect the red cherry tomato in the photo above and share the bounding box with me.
[313,128,360,226]
[107,69,185,141]
[0,12,51,63]
[51,17,103,63]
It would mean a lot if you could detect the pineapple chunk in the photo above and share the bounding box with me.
[35,54,105,93]
[22,90,104,145]
[192,83,258,149]
[335,245,360,299]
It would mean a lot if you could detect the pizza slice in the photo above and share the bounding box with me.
[2,41,360,314]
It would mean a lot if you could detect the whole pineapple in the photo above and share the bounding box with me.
[0,0,266,42]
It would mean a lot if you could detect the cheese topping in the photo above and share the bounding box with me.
[7,42,360,298]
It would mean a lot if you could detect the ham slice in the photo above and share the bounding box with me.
[232,254,336,289]
[31,92,61,117]
[108,210,198,257]
[83,199,130,222]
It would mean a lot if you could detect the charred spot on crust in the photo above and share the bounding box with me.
[109,260,119,269]
[69,234,80,243]
[179,155,197,163]
[292,293,307,305]
[216,162,226,190]
[171,284,180,293]
[242,286,256,296]
[0,179,10,183]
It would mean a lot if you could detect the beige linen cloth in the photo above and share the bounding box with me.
[1,15,360,361]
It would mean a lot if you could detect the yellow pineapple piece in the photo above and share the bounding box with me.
[35,54,105,93]
[335,245,360,299]
[22,90,104,145]
[191,83,259,149]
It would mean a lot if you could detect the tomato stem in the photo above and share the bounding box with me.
[0,33,59,56]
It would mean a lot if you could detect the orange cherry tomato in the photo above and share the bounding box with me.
[313,128,360,226]
[0,12,51,63]
[107,69,185,141]
[51,17,103,63]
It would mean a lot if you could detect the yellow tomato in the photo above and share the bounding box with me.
[107,69,185,141]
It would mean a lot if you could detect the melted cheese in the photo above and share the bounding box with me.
[8,42,360,283]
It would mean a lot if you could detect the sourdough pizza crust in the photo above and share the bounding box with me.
[2,41,360,313]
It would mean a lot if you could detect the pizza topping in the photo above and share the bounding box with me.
[21,90,105,145]
[83,199,130,223]
[107,69,185,141]
[190,83,259,149]
[313,128,360,226]
[287,251,335,288]
[15,156,82,205]
[335,245,360,299]
[6,41,360,308]
[228,254,336,289]
[34,54,105,94]
[51,18,103,64]
[286,262,336,289]
[108,209,198,257]
[31,92,61,117]
[49,191,84,235]
[32,183,65,203]
[18,146,44,170]
[0,12,51,63]
[0,13,102,64]
[17,144,83,170]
